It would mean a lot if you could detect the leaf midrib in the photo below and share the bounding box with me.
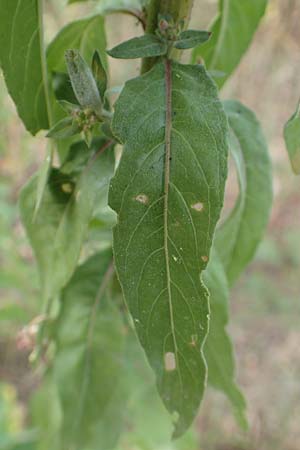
[163,59,181,385]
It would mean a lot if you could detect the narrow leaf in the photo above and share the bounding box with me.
[0,0,50,133]
[215,100,273,285]
[192,0,267,88]
[92,50,108,100]
[109,61,228,437]
[204,250,248,430]
[107,35,167,59]
[46,117,80,139]
[53,251,125,450]
[284,101,300,175]
[65,49,102,114]
[174,30,211,50]
[19,140,114,301]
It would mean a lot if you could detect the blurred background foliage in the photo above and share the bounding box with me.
[0,0,299,449]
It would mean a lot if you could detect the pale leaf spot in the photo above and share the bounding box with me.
[189,334,197,347]
[61,183,73,194]
[191,202,204,212]
[164,352,176,371]
[134,194,149,205]
[201,255,208,262]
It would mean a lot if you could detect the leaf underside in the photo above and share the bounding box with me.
[109,61,228,437]
[0,0,49,133]
[204,250,248,429]
[216,100,273,284]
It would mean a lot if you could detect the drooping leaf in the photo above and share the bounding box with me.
[19,140,114,301]
[174,30,211,50]
[204,250,248,430]
[192,0,267,88]
[215,100,272,285]
[53,250,126,450]
[284,101,300,175]
[109,61,228,437]
[0,0,50,133]
[107,35,168,59]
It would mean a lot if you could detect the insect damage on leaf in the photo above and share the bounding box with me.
[109,60,228,437]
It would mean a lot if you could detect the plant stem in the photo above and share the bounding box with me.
[141,0,194,73]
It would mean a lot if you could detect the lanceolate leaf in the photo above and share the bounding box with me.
[192,0,267,88]
[204,251,248,430]
[19,141,114,302]
[215,100,272,285]
[107,35,167,59]
[109,61,228,436]
[53,251,125,450]
[0,0,50,134]
[92,51,108,100]
[174,30,211,50]
[284,101,300,175]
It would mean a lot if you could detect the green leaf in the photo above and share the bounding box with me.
[118,332,200,450]
[33,144,54,219]
[174,30,211,50]
[46,117,80,139]
[0,0,50,134]
[19,140,114,301]
[31,380,62,450]
[53,250,126,450]
[204,250,248,430]
[109,61,228,437]
[107,35,167,59]
[192,0,267,88]
[215,100,272,285]
[47,15,107,74]
[284,101,300,175]
[47,14,107,155]
[92,50,108,100]
[65,49,102,114]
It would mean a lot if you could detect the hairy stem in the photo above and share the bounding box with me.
[141,0,194,73]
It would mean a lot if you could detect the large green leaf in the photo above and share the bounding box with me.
[109,61,228,437]
[215,100,272,285]
[53,250,126,450]
[192,0,267,88]
[204,251,247,430]
[19,140,114,302]
[284,101,300,175]
[47,15,107,74]
[0,0,50,134]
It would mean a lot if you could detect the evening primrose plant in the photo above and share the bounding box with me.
[0,0,276,448]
